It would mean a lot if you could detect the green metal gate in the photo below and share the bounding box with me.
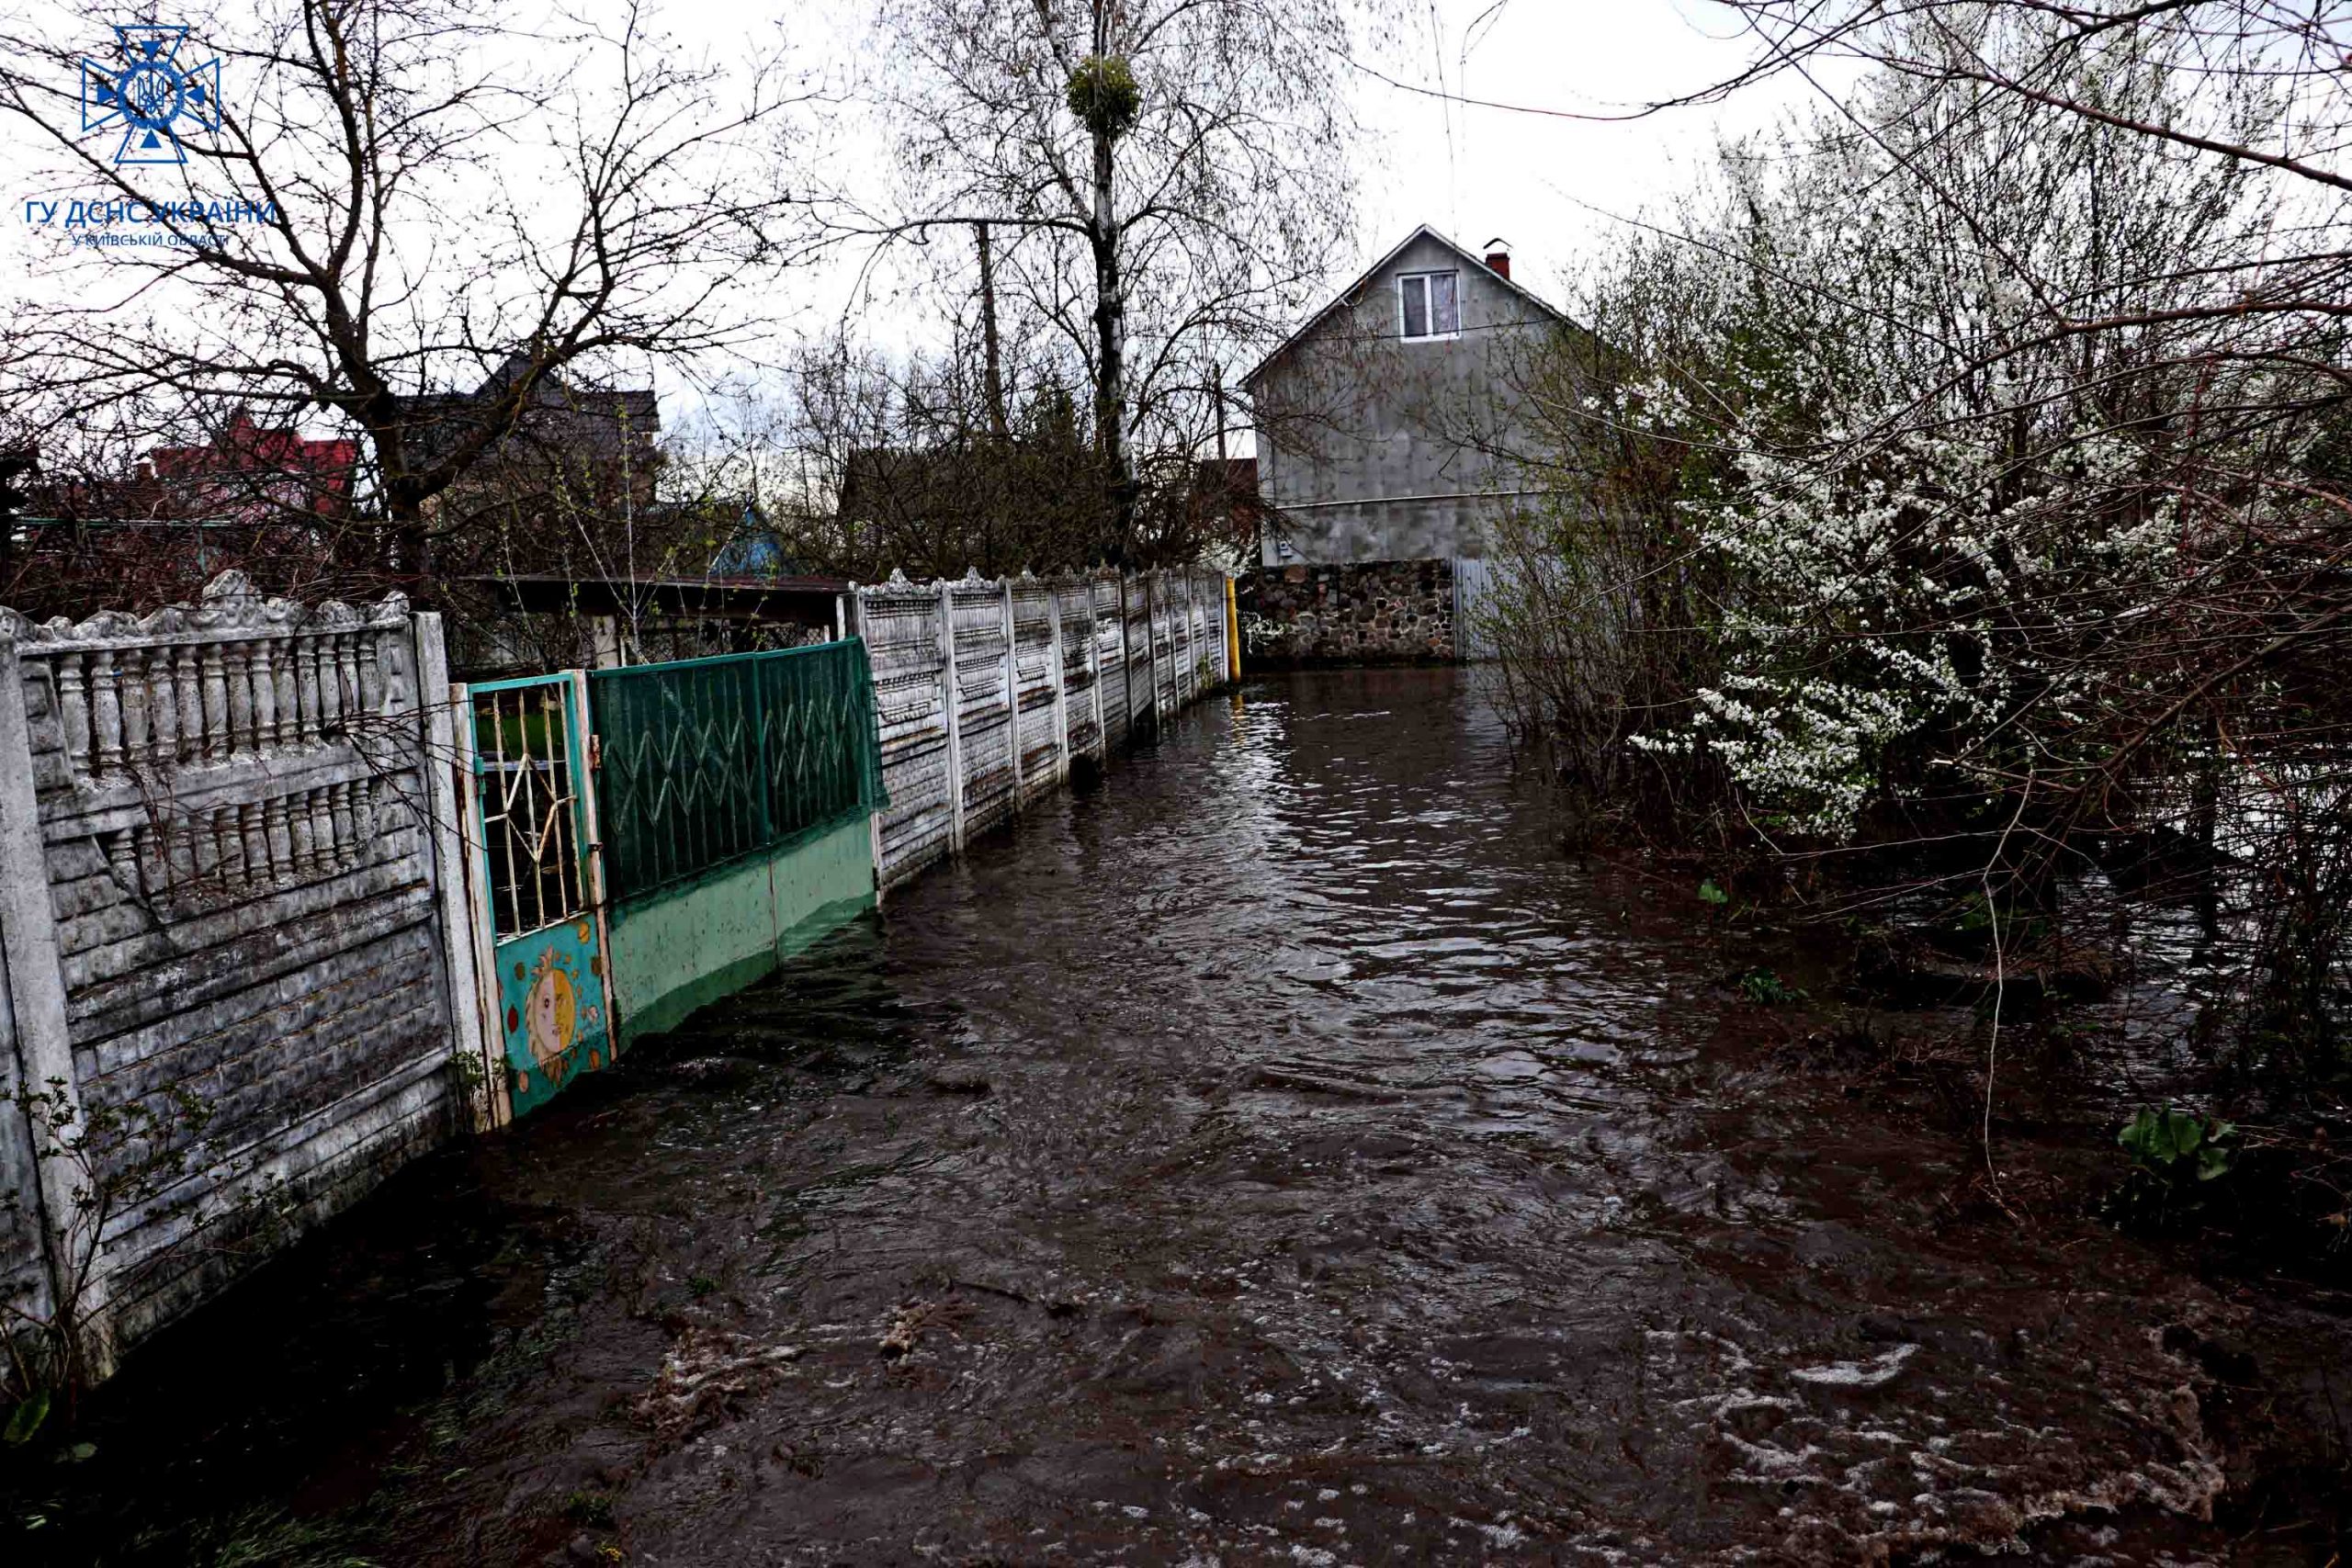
[591,641,886,905]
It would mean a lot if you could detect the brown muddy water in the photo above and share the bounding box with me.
[6,667,2350,1566]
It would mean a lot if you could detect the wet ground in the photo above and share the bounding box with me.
[8,667,2352,1566]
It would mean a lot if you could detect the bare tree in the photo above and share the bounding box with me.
[0,0,813,595]
[856,0,1385,559]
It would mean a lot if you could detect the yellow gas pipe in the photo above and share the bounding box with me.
[1225,576,1241,683]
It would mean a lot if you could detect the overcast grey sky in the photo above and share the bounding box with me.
[752,0,1836,418]
[1,0,1838,434]
[1343,0,1826,299]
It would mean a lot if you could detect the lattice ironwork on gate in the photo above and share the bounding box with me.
[589,640,886,904]
[471,678,591,939]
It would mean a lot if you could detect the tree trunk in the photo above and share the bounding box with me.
[386,502,429,597]
[1089,128,1135,560]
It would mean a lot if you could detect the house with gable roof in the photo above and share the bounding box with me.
[1243,224,1575,570]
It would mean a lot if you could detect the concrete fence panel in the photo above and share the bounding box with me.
[0,571,462,1364]
[1056,580,1102,763]
[1093,577,1131,751]
[854,576,956,882]
[1010,575,1063,807]
[853,569,1229,888]
[947,576,1018,843]
[1122,579,1155,736]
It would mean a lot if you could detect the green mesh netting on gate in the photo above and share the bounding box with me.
[589,640,887,905]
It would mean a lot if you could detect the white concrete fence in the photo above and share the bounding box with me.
[853,567,1232,886]
[0,572,459,1372]
[0,564,1235,1381]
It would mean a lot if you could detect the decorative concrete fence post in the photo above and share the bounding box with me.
[1047,584,1070,784]
[937,577,967,852]
[999,579,1022,801]
[416,614,495,1134]
[1088,579,1108,761]
[0,630,104,1373]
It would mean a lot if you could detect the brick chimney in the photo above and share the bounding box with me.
[1483,237,1511,280]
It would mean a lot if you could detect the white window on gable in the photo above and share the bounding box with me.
[1397,270,1459,340]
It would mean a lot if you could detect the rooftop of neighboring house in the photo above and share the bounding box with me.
[28,408,361,525]
[401,351,662,475]
[1242,224,1571,391]
[707,502,800,578]
[149,409,359,491]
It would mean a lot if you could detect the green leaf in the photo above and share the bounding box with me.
[2163,1108,2203,1158]
[2,1388,50,1446]
[1698,879,1728,906]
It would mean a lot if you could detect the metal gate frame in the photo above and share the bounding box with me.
[450,669,616,1126]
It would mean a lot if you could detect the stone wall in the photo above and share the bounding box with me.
[1239,559,1456,665]
[0,572,470,1368]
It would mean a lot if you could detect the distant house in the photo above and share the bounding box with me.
[148,410,360,524]
[407,351,662,528]
[34,409,357,528]
[1245,225,1570,566]
[448,500,847,679]
[708,502,798,578]
[4,411,362,618]
[1238,225,1578,660]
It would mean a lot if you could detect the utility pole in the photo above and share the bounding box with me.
[976,221,1009,443]
[1211,361,1227,463]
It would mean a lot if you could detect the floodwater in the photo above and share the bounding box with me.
[9,668,2350,1566]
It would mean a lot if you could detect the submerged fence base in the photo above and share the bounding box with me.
[0,565,1233,1393]
[586,639,888,1053]
[607,814,876,1046]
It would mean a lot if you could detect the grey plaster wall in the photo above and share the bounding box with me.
[0,572,464,1364]
[1250,231,1564,566]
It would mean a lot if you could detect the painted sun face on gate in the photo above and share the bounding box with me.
[525,959,578,1069]
[504,935,606,1104]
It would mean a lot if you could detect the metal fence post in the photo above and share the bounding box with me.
[1226,574,1241,683]
[446,681,513,1130]
[567,666,620,1044]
